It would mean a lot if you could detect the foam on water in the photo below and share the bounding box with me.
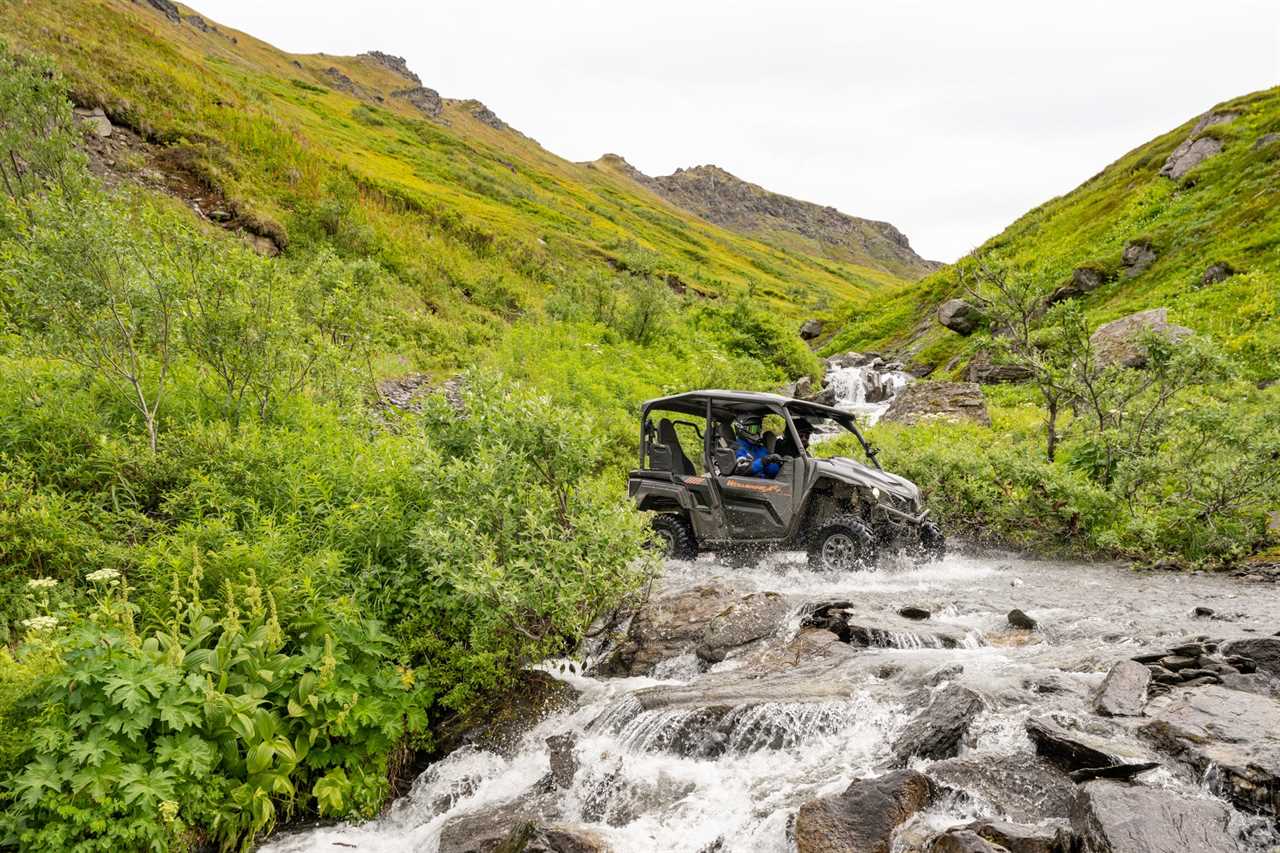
[262,550,1280,853]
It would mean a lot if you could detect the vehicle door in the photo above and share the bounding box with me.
[711,412,797,539]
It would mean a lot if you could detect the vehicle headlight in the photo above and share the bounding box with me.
[871,487,881,501]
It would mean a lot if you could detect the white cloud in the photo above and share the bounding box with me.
[198,0,1278,262]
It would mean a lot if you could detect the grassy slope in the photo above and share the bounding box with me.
[825,87,1280,380]
[0,0,909,362]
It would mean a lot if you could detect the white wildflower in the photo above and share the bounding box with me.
[86,568,122,584]
[21,615,59,632]
[27,578,58,590]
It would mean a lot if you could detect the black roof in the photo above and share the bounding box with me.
[642,389,854,421]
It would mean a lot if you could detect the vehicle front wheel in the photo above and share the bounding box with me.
[807,514,877,572]
[918,521,946,563]
[651,513,698,561]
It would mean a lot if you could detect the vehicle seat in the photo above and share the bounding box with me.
[715,421,736,449]
[657,418,695,475]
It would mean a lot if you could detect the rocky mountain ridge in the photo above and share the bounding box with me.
[594,154,940,280]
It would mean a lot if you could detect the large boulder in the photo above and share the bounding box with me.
[882,381,991,427]
[1069,780,1238,853]
[1025,715,1155,772]
[891,683,984,763]
[1159,111,1237,180]
[927,753,1076,822]
[1046,266,1108,306]
[1089,308,1193,369]
[1140,684,1280,817]
[73,106,113,138]
[596,582,739,676]
[794,769,934,853]
[938,299,985,336]
[1220,637,1280,678]
[437,793,610,853]
[1201,262,1238,286]
[799,319,824,340]
[695,591,791,663]
[391,86,443,118]
[1120,240,1158,278]
[967,351,1035,385]
[1092,660,1151,717]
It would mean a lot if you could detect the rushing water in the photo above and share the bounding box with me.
[823,361,914,425]
[263,550,1279,852]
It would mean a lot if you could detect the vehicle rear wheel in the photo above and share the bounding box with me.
[807,514,877,572]
[651,513,698,561]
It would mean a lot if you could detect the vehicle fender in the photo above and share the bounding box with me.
[633,481,694,513]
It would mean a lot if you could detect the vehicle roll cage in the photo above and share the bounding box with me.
[639,390,881,471]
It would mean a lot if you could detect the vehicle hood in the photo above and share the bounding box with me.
[812,457,922,507]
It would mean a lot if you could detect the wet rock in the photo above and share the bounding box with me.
[794,769,934,853]
[1160,654,1199,671]
[804,602,971,649]
[1200,264,1237,286]
[965,819,1073,853]
[1193,606,1216,618]
[1141,685,1280,817]
[437,793,609,853]
[1070,780,1237,853]
[597,582,738,676]
[437,671,578,757]
[1007,609,1037,630]
[695,591,790,664]
[1220,637,1280,677]
[1089,308,1193,369]
[1120,240,1158,278]
[799,318,823,340]
[938,299,984,336]
[1093,660,1151,717]
[1067,762,1160,783]
[899,606,932,621]
[74,106,113,138]
[1223,654,1257,674]
[968,350,1035,385]
[1025,715,1154,773]
[546,733,577,789]
[892,683,984,764]
[882,381,992,427]
[1046,266,1108,305]
[927,753,1076,822]
[924,664,965,687]
[392,86,443,118]
[926,829,1007,852]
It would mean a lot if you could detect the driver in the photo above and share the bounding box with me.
[732,415,783,479]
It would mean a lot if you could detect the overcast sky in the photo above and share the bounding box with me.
[201,1,1279,262]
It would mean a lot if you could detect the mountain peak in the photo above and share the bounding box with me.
[605,159,938,278]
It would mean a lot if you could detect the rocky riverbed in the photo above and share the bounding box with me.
[264,550,1280,853]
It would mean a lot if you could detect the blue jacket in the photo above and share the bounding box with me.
[734,437,780,479]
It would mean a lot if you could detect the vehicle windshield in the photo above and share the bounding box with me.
[790,409,881,469]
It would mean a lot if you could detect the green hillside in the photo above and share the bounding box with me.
[1,0,905,342]
[826,86,1280,382]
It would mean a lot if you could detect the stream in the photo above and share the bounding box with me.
[263,549,1280,853]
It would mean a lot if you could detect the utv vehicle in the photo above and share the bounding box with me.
[629,390,943,571]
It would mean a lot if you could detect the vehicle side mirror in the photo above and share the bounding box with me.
[712,447,737,476]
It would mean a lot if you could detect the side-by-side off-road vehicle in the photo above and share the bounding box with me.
[629,390,944,571]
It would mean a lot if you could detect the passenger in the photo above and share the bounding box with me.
[780,418,815,457]
[732,415,783,478]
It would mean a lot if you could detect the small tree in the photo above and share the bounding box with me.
[0,45,85,208]
[962,261,1073,461]
[17,194,186,452]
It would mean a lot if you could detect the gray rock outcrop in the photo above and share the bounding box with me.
[1201,262,1238,286]
[882,382,991,427]
[927,753,1076,822]
[1089,308,1193,369]
[1121,240,1158,277]
[1160,112,1238,180]
[595,582,740,676]
[968,351,1034,385]
[695,591,790,663]
[799,319,823,340]
[392,86,443,118]
[1220,637,1280,677]
[359,51,421,83]
[938,299,984,335]
[1046,266,1108,306]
